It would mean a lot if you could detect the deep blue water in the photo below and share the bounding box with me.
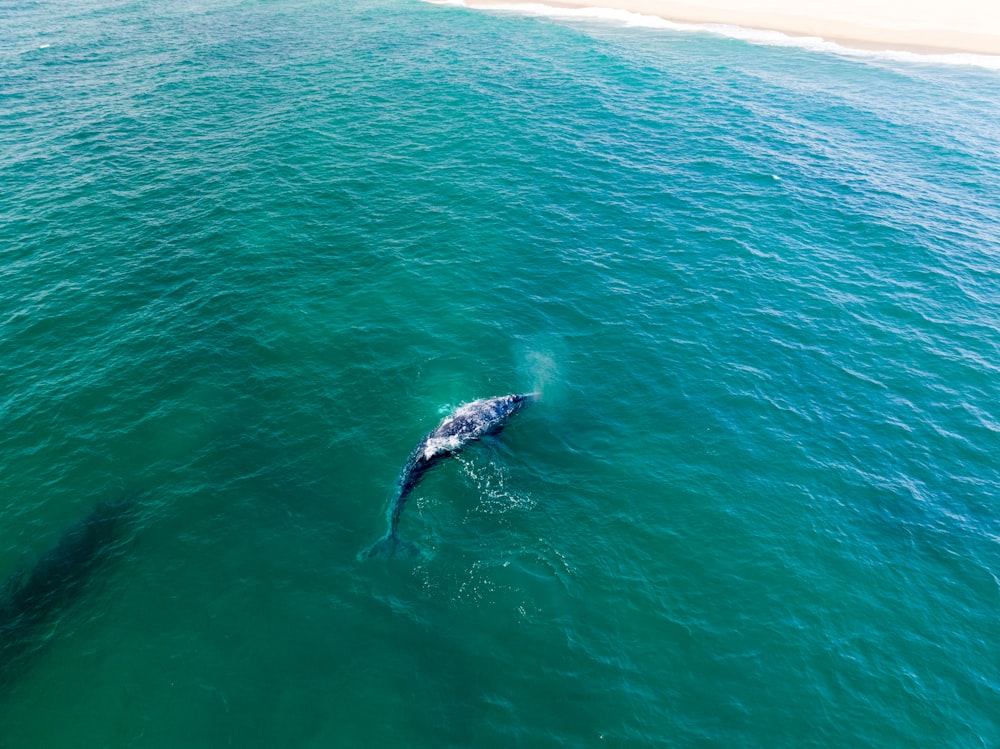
[1,0,998,746]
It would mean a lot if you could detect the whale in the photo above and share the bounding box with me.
[0,494,138,687]
[362,393,538,559]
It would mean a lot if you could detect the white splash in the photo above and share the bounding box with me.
[423,433,465,459]
[459,452,537,514]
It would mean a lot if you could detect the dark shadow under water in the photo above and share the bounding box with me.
[0,494,140,689]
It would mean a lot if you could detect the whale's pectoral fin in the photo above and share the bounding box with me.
[359,533,422,561]
[484,422,508,437]
[477,433,502,453]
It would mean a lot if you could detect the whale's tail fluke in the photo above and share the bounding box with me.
[359,532,422,561]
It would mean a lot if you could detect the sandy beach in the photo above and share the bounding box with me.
[458,0,1000,55]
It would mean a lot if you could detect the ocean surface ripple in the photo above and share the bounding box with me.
[1,0,998,746]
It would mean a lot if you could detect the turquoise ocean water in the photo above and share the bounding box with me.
[2,0,998,745]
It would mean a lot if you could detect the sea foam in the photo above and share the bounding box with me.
[432,0,1000,71]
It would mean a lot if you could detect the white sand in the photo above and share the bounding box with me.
[458,0,1000,55]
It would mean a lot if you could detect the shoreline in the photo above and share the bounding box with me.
[449,0,1000,57]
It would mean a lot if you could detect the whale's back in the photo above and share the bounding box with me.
[430,393,533,444]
